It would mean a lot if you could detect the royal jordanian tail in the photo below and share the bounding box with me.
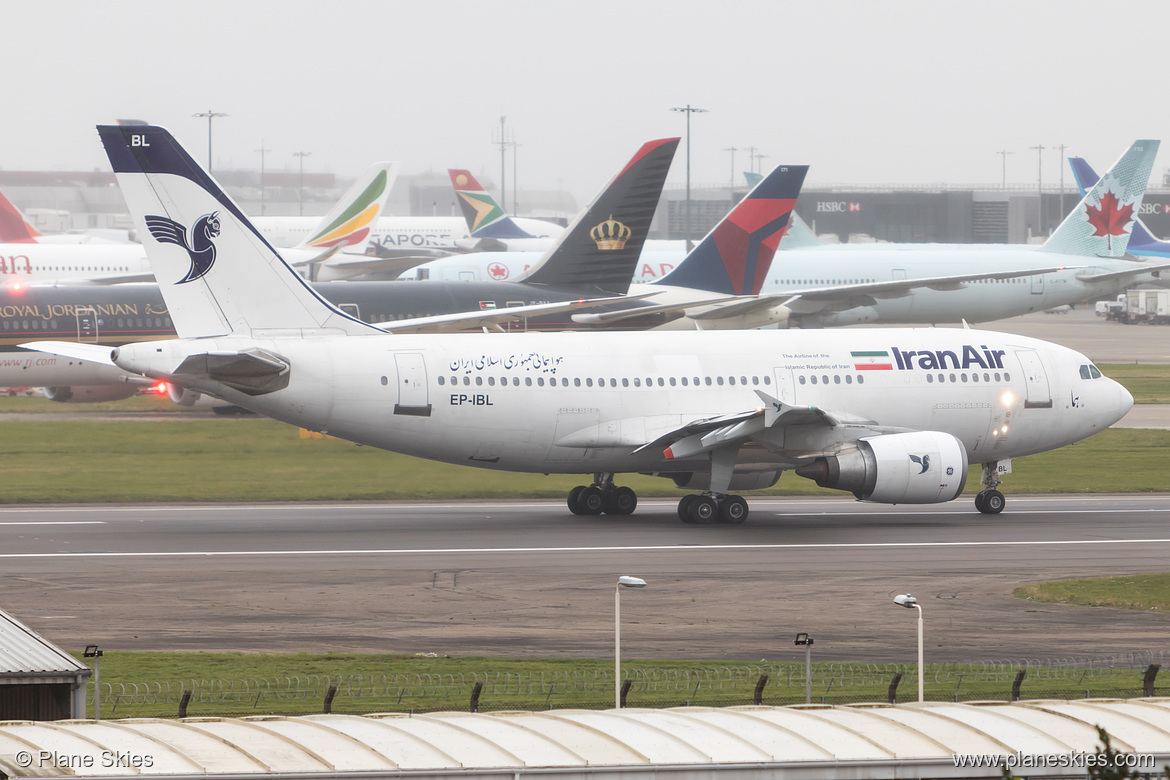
[1070,155,1170,258]
[448,168,534,239]
[520,137,679,295]
[1040,139,1158,257]
[98,125,381,339]
[652,164,809,295]
[293,161,398,252]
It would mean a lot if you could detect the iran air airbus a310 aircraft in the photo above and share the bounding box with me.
[25,125,1134,524]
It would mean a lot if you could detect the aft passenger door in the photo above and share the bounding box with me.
[393,352,431,417]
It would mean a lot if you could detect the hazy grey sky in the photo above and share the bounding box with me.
[6,0,1167,205]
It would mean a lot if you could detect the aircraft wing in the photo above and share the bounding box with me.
[1075,262,1170,283]
[18,341,117,365]
[376,293,657,334]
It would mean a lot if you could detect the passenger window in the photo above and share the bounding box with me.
[799,376,807,385]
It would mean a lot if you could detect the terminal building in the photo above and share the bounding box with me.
[3,170,1170,247]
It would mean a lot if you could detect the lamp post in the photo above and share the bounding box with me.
[83,645,103,719]
[1054,143,1068,218]
[615,576,647,708]
[997,149,1013,188]
[255,140,271,215]
[1029,144,1045,236]
[794,633,814,704]
[893,594,923,702]
[670,105,708,247]
[723,145,738,202]
[192,110,228,173]
[293,151,312,216]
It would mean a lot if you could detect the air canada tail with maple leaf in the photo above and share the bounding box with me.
[1040,139,1159,257]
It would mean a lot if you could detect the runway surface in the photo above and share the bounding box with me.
[4,495,1170,663]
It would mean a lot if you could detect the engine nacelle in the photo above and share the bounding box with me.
[41,385,142,403]
[667,470,781,492]
[794,431,968,504]
[166,383,203,407]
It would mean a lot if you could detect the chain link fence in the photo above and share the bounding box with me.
[93,651,1170,718]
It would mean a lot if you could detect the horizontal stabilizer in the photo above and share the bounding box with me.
[18,341,116,366]
[172,348,290,395]
[1075,261,1170,283]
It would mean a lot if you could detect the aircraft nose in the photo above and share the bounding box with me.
[1117,381,1135,417]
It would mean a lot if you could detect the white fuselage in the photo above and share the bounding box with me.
[252,216,561,257]
[395,243,1166,327]
[116,328,1131,480]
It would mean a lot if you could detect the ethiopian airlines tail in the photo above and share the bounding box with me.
[448,168,534,239]
[292,162,398,252]
[97,125,382,339]
[1040,140,1159,257]
[652,164,809,294]
[0,187,42,242]
[1070,155,1170,258]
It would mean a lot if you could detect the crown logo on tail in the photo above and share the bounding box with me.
[590,214,631,250]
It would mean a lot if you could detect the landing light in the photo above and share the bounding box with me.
[1001,391,1014,406]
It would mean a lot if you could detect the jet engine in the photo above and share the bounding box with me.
[668,470,781,491]
[42,385,141,403]
[795,431,968,504]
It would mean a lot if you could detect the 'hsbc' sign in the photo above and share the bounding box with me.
[816,201,862,213]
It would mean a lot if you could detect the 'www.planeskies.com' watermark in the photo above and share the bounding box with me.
[954,751,1155,770]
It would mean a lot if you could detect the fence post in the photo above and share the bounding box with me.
[1012,670,1026,702]
[888,672,903,704]
[620,679,632,708]
[1144,664,1160,697]
[753,674,769,705]
[178,690,192,718]
[470,681,483,713]
[324,685,338,714]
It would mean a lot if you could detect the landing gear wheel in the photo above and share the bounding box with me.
[605,486,638,515]
[678,495,697,522]
[980,489,1005,515]
[567,486,587,515]
[719,495,749,524]
[689,495,719,524]
[577,486,605,515]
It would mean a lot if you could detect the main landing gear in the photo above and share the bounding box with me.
[678,493,749,524]
[567,473,638,516]
[974,462,1006,515]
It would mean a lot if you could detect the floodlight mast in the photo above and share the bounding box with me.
[893,594,924,702]
[615,576,647,708]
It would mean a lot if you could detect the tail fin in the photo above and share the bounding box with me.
[293,162,398,252]
[655,164,809,294]
[98,125,381,339]
[521,138,679,294]
[1040,140,1159,257]
[448,168,534,239]
[0,187,42,242]
[1070,155,1170,258]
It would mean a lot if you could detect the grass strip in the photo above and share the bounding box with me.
[1015,574,1170,612]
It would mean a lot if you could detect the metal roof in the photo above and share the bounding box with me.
[2,699,1170,778]
[0,608,89,680]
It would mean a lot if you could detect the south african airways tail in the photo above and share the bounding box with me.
[449,169,536,240]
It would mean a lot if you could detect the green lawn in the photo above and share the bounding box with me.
[1015,574,1170,611]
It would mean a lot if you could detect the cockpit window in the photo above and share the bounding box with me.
[1079,365,1091,380]
[1090,364,1102,379]
[1079,364,1103,380]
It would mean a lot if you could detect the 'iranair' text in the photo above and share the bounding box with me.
[892,345,1007,371]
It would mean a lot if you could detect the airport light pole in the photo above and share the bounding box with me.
[255,140,271,215]
[893,595,923,702]
[83,645,103,719]
[615,576,647,708]
[670,105,708,247]
[294,151,312,216]
[997,149,1013,188]
[794,633,814,704]
[1054,143,1068,218]
[192,110,228,174]
[723,146,738,202]
[1029,144,1045,235]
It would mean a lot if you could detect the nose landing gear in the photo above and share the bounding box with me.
[975,462,1007,514]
